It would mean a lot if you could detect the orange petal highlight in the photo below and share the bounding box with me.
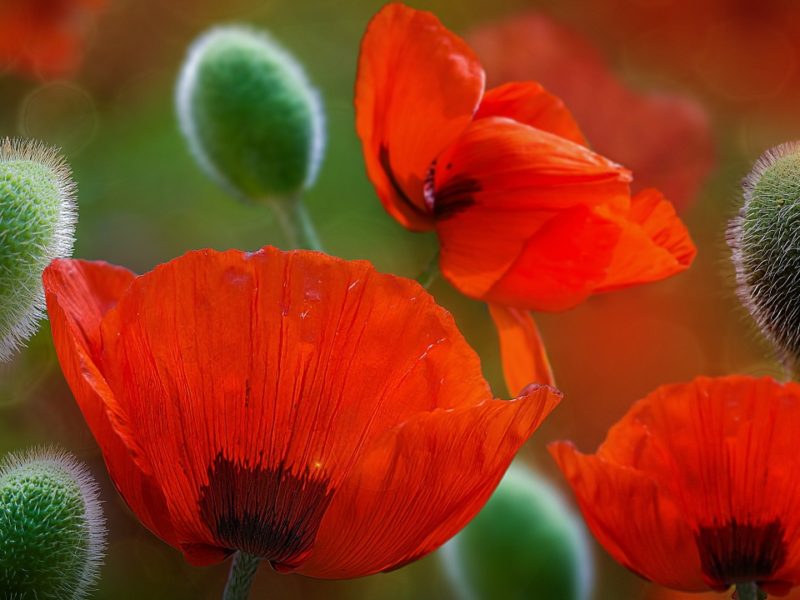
[476,81,586,146]
[488,304,554,395]
[355,2,485,231]
[595,188,696,293]
[432,117,631,302]
[298,384,560,578]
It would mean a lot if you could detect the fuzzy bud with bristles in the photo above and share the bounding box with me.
[0,138,77,361]
[0,448,106,599]
[728,142,800,372]
[175,25,326,202]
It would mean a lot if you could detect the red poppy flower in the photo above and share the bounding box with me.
[43,246,560,577]
[467,11,715,212]
[550,375,800,596]
[355,3,696,394]
[0,0,105,79]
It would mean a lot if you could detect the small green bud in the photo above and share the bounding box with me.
[176,25,326,202]
[0,138,77,361]
[0,448,106,599]
[440,464,593,600]
[728,142,800,371]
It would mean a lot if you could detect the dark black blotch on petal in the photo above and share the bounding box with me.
[198,452,333,566]
[432,175,480,219]
[695,518,787,586]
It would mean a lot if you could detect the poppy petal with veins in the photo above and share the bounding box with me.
[551,376,800,595]
[44,247,560,574]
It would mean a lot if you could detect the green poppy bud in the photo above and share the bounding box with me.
[0,138,77,361]
[176,25,326,202]
[728,142,800,372]
[440,464,593,600]
[0,448,106,599]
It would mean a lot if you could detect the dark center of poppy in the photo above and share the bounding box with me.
[198,453,333,567]
[423,159,479,219]
[694,518,787,586]
[378,146,480,220]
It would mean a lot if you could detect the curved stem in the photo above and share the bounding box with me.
[735,582,766,600]
[270,196,324,251]
[222,552,260,600]
[416,250,440,289]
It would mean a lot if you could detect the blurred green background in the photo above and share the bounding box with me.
[2,0,800,598]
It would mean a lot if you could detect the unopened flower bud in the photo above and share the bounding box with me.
[0,138,77,361]
[728,142,800,371]
[176,25,326,202]
[0,448,106,599]
[440,464,593,600]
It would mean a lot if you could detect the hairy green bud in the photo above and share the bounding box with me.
[0,138,77,361]
[728,142,800,371]
[0,448,106,599]
[176,25,326,202]
[440,464,593,600]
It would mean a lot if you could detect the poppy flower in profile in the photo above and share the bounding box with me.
[355,2,696,394]
[466,11,715,212]
[43,246,560,578]
[0,0,105,79]
[550,375,800,597]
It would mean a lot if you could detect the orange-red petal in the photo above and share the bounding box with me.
[432,116,631,304]
[297,384,560,578]
[551,376,800,593]
[476,81,586,146]
[488,304,554,395]
[550,442,705,591]
[594,188,696,293]
[43,259,179,549]
[355,2,485,231]
[482,204,622,311]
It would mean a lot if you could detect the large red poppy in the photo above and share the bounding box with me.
[0,0,105,79]
[43,246,560,578]
[550,375,800,596]
[355,3,696,395]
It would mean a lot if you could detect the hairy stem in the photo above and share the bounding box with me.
[222,552,260,600]
[735,582,766,600]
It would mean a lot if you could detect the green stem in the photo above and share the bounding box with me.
[222,552,260,600]
[735,582,766,600]
[416,251,440,289]
[270,196,324,251]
